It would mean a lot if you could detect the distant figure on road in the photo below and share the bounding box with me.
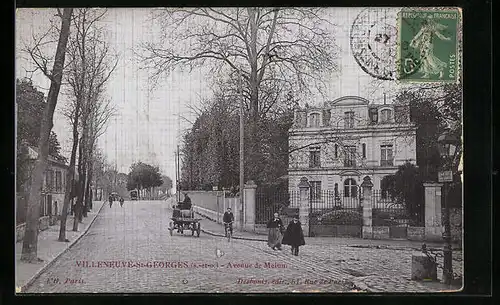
[266,212,284,251]
[282,216,305,256]
[119,197,124,207]
[108,194,113,208]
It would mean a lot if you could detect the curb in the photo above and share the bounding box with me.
[193,211,267,242]
[20,201,106,293]
[200,227,266,242]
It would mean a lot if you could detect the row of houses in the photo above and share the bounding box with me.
[16,146,102,224]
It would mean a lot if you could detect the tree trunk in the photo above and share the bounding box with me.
[246,7,261,182]
[21,8,73,262]
[58,105,80,241]
[73,136,86,230]
[85,164,93,211]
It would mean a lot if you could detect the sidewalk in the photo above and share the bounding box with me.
[15,201,105,292]
[197,212,460,251]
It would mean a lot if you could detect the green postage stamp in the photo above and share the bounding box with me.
[398,8,461,82]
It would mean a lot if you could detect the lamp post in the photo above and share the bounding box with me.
[437,131,459,285]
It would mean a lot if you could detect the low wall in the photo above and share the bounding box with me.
[311,225,361,237]
[448,208,462,243]
[16,216,52,243]
[407,226,425,241]
[372,226,390,239]
[193,197,241,228]
[185,191,234,215]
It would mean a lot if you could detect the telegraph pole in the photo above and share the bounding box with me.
[174,149,179,203]
[238,70,244,230]
[177,145,181,203]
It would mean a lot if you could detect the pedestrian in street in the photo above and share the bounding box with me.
[266,212,284,250]
[223,207,234,237]
[119,197,124,207]
[282,216,305,256]
[108,194,113,208]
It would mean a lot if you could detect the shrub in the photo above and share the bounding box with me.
[372,208,408,220]
[319,210,362,225]
[372,217,400,227]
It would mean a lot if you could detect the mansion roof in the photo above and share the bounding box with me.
[26,146,69,169]
[292,95,414,130]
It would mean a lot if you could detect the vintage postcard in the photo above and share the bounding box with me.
[15,7,463,293]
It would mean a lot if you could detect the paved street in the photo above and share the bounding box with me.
[24,200,351,293]
[23,199,462,293]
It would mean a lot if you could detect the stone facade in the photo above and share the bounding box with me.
[288,96,417,198]
[22,146,69,219]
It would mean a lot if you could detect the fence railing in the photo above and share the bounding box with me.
[310,190,361,211]
[255,190,299,224]
[371,190,424,226]
[256,188,425,227]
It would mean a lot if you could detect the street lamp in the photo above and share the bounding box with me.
[437,131,459,285]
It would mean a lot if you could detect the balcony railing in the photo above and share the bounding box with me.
[380,159,394,166]
[344,159,356,167]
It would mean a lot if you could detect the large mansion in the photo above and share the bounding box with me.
[288,96,417,199]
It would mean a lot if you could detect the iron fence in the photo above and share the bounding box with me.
[309,190,362,226]
[255,189,299,224]
[311,190,361,211]
[371,190,424,226]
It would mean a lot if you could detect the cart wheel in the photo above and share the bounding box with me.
[196,223,201,237]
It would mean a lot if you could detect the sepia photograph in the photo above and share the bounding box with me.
[15,7,463,293]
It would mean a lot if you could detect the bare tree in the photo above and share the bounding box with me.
[140,7,339,180]
[20,8,73,262]
[53,8,117,235]
[83,97,117,214]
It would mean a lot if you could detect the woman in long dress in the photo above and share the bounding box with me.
[410,19,452,78]
[266,212,284,250]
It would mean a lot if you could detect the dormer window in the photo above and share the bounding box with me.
[369,108,378,123]
[380,109,393,123]
[344,111,354,129]
[309,113,320,127]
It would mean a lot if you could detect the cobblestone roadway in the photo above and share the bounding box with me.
[25,201,349,293]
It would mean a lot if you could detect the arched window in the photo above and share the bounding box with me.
[362,143,366,158]
[380,109,393,123]
[334,144,338,158]
[309,113,320,127]
[344,178,357,198]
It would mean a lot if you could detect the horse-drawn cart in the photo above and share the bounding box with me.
[168,205,201,237]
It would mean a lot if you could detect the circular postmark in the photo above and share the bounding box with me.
[350,8,399,80]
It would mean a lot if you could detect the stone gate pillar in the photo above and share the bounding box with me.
[297,177,311,237]
[424,182,443,241]
[244,180,257,232]
[361,176,374,239]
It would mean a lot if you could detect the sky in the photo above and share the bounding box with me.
[15,7,405,188]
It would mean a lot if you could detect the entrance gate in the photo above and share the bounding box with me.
[309,190,362,237]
